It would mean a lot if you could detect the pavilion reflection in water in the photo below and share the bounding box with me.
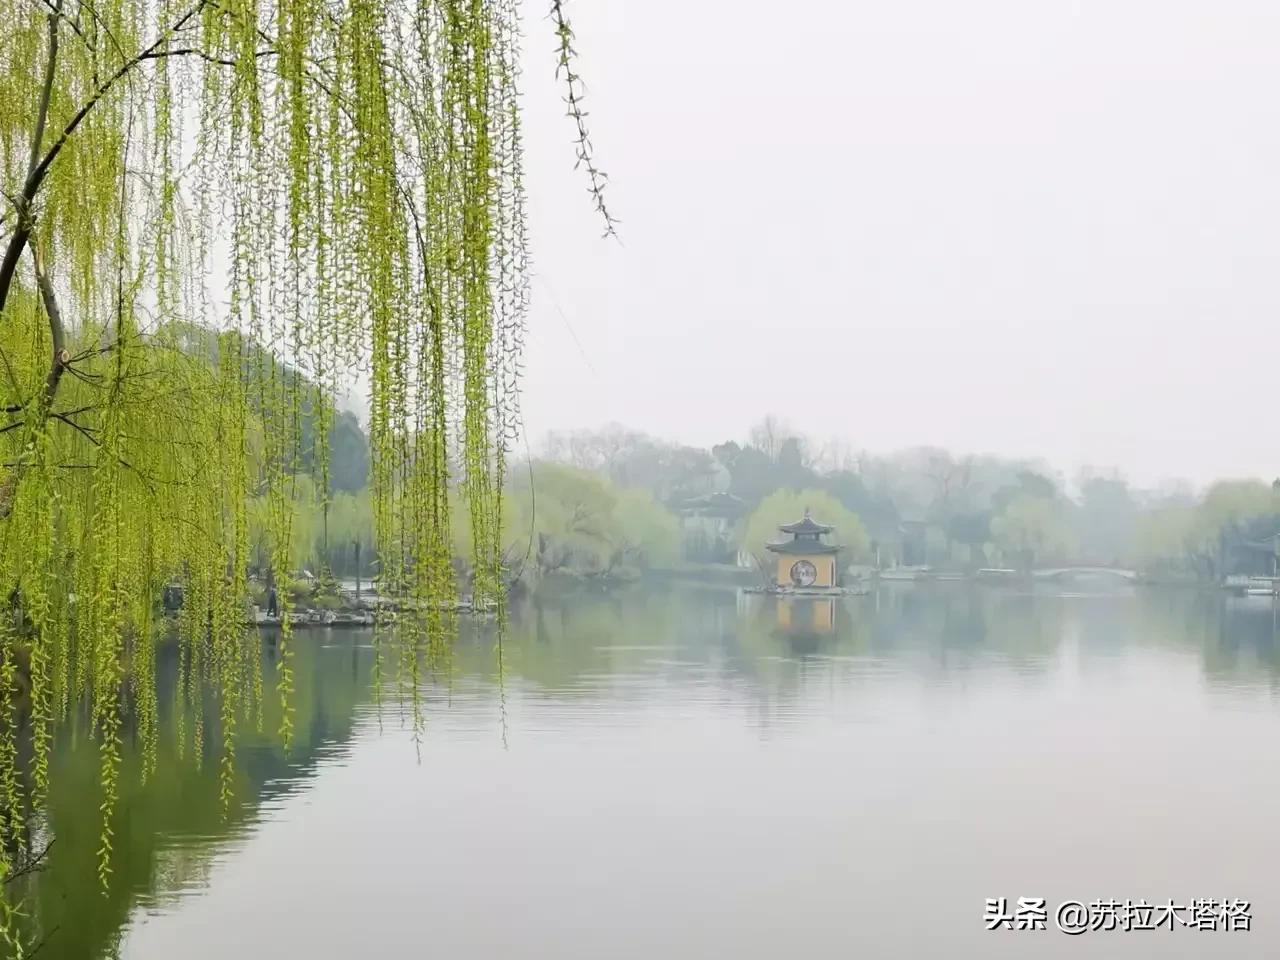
[775,596,836,634]
[772,596,837,656]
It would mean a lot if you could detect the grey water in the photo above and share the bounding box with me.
[31,585,1280,959]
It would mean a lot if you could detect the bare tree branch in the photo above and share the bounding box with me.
[27,0,63,183]
[3,838,54,885]
[24,924,60,960]
[31,0,91,54]
[0,0,209,318]
[31,243,68,410]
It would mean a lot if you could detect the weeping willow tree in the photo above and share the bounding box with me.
[0,0,612,920]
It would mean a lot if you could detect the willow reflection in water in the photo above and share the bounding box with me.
[12,634,379,960]
[19,586,1280,959]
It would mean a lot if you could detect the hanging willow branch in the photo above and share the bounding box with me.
[0,0,613,907]
[550,0,618,237]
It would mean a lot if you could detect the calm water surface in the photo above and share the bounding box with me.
[27,585,1280,958]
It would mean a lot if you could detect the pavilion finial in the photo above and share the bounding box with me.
[803,506,811,519]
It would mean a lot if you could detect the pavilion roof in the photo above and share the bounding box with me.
[765,539,840,555]
[778,509,833,536]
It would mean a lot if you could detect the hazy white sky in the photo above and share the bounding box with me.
[515,0,1280,488]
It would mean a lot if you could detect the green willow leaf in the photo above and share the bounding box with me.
[0,0,616,918]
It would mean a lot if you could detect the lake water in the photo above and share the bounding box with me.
[22,584,1280,958]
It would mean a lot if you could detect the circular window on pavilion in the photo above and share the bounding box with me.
[790,560,817,587]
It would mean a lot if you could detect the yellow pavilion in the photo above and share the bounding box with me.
[765,509,840,589]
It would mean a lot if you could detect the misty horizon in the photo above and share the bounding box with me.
[508,0,1280,489]
[526,417,1272,500]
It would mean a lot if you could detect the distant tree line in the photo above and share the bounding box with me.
[537,418,1280,580]
[245,401,1280,584]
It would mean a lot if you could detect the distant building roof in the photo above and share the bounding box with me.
[778,509,833,536]
[1228,535,1280,554]
[671,492,747,518]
